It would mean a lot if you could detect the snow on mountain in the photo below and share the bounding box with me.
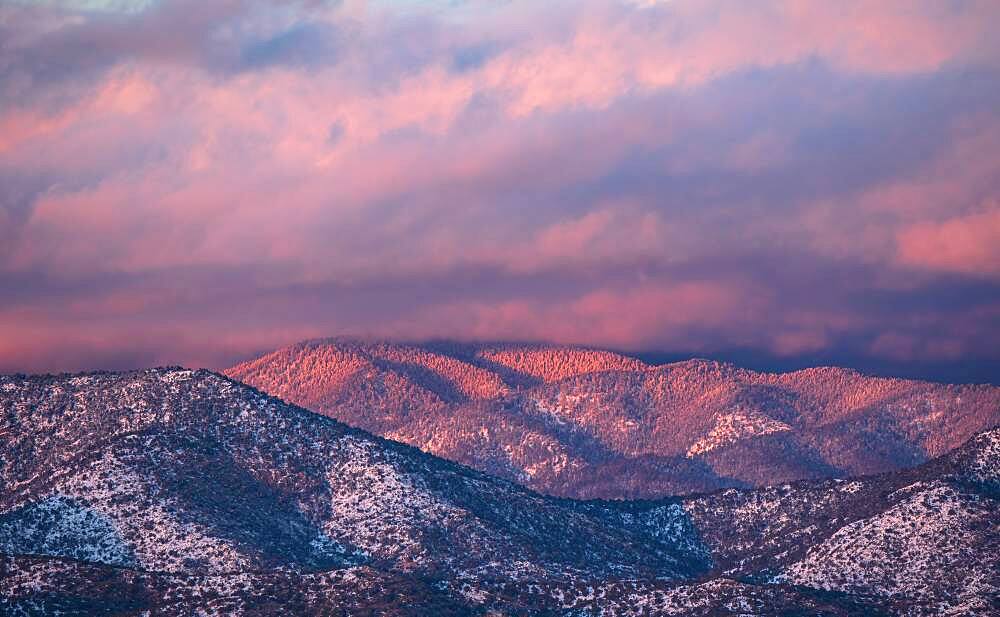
[1,368,996,615]
[1,368,711,611]
[685,411,792,457]
[777,481,996,611]
[683,426,1000,615]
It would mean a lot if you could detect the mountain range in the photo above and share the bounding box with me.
[226,339,1000,499]
[1,367,997,615]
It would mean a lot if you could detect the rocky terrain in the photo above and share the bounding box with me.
[1,368,997,615]
[227,339,1000,498]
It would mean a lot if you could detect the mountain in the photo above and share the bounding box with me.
[0,368,704,615]
[226,339,1000,498]
[685,426,1000,615]
[0,369,705,578]
[1,368,997,615]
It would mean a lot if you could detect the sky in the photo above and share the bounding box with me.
[2,0,999,382]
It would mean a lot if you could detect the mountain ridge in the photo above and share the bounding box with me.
[226,339,1000,499]
[0,368,706,578]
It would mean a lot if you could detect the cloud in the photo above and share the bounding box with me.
[897,208,1000,278]
[1,0,999,379]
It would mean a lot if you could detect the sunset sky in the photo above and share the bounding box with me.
[2,0,999,381]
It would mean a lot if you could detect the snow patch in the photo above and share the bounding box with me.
[687,412,791,457]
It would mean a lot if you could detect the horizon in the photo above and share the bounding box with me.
[5,334,998,386]
[2,0,999,384]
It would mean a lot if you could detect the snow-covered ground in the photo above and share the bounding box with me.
[1,369,997,615]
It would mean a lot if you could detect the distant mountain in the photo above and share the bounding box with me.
[1,369,997,615]
[226,339,1000,498]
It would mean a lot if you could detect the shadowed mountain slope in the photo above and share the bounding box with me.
[0,369,704,580]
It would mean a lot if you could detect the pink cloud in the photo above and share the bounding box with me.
[1,0,1000,377]
[897,208,1000,278]
[376,279,767,352]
